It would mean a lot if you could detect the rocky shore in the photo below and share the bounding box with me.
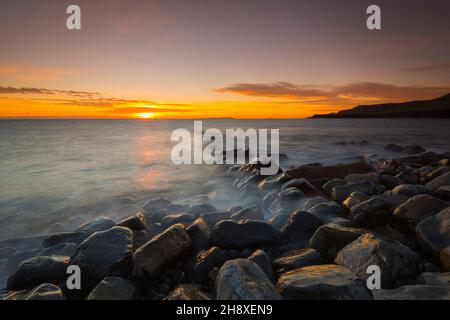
[1,143,449,300]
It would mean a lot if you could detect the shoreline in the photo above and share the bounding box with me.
[1,143,449,300]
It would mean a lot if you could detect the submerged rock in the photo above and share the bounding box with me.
[87,277,138,300]
[142,198,170,214]
[132,224,193,281]
[188,203,217,216]
[216,259,281,300]
[276,264,372,300]
[7,255,69,291]
[211,220,280,249]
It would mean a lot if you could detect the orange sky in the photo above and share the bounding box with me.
[1,1,449,119]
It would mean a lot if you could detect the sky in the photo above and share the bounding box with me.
[0,0,449,119]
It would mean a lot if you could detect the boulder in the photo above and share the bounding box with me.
[165,285,212,300]
[379,175,403,190]
[161,214,195,229]
[186,218,211,251]
[385,144,403,152]
[332,181,376,203]
[425,166,450,182]
[273,248,324,273]
[323,179,346,196]
[248,250,273,281]
[402,145,426,154]
[280,178,317,195]
[75,217,115,234]
[415,208,450,256]
[188,203,217,216]
[394,195,447,231]
[287,161,374,181]
[38,242,77,257]
[276,264,372,300]
[440,246,450,271]
[211,220,280,249]
[373,285,450,300]
[278,210,321,245]
[434,185,450,201]
[87,277,138,300]
[426,172,450,192]
[349,197,391,228]
[200,211,233,227]
[309,224,367,259]
[231,205,264,221]
[216,259,281,300]
[297,196,328,211]
[344,173,379,184]
[308,202,346,225]
[335,234,421,288]
[117,212,147,231]
[342,192,370,210]
[391,184,429,197]
[132,224,193,280]
[142,198,170,214]
[7,256,69,290]
[188,247,226,283]
[24,284,64,300]
[396,171,420,184]
[69,226,133,296]
[416,272,450,286]
[42,231,89,248]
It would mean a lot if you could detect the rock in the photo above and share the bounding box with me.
[335,234,421,288]
[273,248,324,273]
[309,224,367,259]
[394,195,448,232]
[297,196,328,211]
[345,172,379,184]
[332,181,376,203]
[188,247,226,282]
[373,285,450,300]
[75,217,115,234]
[426,172,450,192]
[416,208,450,256]
[24,284,64,300]
[398,151,437,167]
[434,185,450,201]
[323,179,346,196]
[396,171,420,184]
[87,277,138,300]
[231,205,264,221]
[165,285,212,300]
[186,218,211,251]
[216,259,281,300]
[268,212,291,230]
[440,246,450,271]
[402,145,426,154]
[342,192,371,210]
[7,256,69,290]
[148,209,169,223]
[280,178,317,195]
[276,264,372,300]
[308,202,346,225]
[200,211,233,227]
[132,224,193,280]
[0,290,28,300]
[287,161,374,181]
[188,203,217,216]
[262,190,278,208]
[349,197,391,228]
[142,198,170,214]
[385,144,403,152]
[38,242,77,257]
[425,166,450,182]
[416,272,450,286]
[211,220,280,249]
[42,231,89,248]
[69,226,133,296]
[278,210,321,245]
[161,214,195,229]
[248,250,273,281]
[132,230,149,250]
[379,175,402,190]
[268,188,304,215]
[117,212,147,231]
[391,184,429,197]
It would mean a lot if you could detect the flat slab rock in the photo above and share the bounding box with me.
[276,264,373,300]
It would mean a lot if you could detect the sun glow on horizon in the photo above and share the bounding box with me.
[137,112,155,119]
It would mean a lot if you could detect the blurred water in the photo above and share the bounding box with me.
[0,118,449,240]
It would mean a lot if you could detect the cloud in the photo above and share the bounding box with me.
[111,107,191,114]
[0,86,99,97]
[215,81,450,104]
[400,61,450,72]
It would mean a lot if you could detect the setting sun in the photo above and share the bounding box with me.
[137,112,155,119]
